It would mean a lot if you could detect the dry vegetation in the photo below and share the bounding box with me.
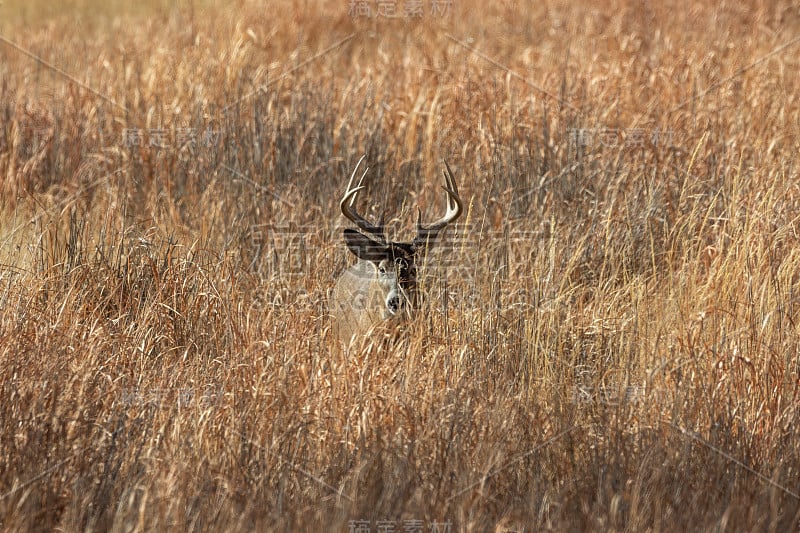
[1,0,800,530]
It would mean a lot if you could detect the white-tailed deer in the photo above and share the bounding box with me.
[330,155,463,347]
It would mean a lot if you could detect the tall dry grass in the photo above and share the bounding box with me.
[1,0,799,530]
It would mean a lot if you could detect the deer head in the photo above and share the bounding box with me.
[330,155,463,347]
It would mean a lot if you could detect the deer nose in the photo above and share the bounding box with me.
[386,291,402,316]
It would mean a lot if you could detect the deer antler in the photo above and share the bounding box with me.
[413,160,463,249]
[340,154,387,242]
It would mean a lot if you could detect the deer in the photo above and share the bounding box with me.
[330,155,463,348]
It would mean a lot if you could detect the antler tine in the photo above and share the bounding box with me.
[340,155,387,242]
[414,160,463,249]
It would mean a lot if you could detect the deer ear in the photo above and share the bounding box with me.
[343,229,389,262]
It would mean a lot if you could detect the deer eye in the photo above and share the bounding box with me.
[378,264,387,274]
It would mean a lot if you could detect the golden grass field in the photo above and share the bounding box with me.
[1,0,799,530]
